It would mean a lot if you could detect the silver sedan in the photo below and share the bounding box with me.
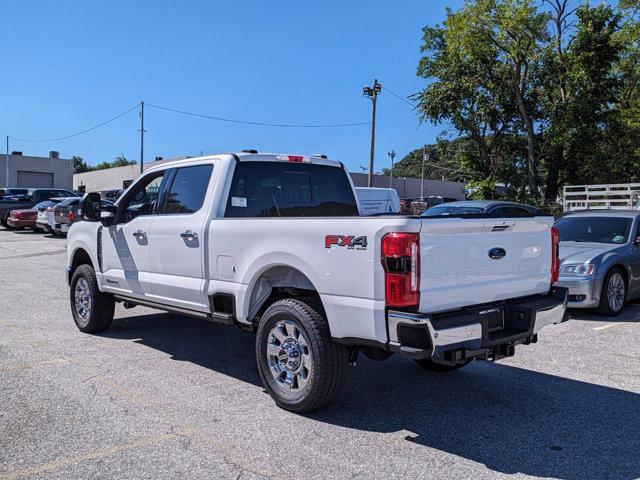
[555,210,640,316]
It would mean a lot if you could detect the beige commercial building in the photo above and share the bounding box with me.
[1,151,74,189]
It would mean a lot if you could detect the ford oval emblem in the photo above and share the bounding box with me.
[488,247,507,260]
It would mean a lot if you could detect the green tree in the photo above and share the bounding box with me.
[111,155,136,168]
[416,0,634,202]
[72,156,90,174]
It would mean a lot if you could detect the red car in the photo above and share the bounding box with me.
[6,208,38,230]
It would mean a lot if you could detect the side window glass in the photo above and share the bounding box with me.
[119,170,167,222]
[163,165,213,215]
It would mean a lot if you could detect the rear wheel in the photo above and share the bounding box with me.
[70,264,115,333]
[255,298,349,412]
[597,267,626,316]
[415,358,472,372]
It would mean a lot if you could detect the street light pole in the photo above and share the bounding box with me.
[363,79,382,188]
[421,145,428,199]
[139,101,145,175]
[4,136,9,188]
[388,150,395,188]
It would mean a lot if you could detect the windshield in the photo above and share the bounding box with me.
[555,216,633,244]
[422,205,484,217]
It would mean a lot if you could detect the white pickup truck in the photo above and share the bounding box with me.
[67,152,567,412]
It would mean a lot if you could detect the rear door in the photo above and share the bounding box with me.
[146,162,216,311]
[419,216,553,313]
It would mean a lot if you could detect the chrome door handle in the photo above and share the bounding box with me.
[132,230,145,239]
[180,230,197,240]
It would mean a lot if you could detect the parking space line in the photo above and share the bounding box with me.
[593,323,623,331]
[0,432,181,480]
[30,350,285,479]
[0,358,68,372]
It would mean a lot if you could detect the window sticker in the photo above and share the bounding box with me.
[231,196,247,207]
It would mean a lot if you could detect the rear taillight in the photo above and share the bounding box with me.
[381,232,420,308]
[551,226,560,284]
[13,211,22,219]
[69,210,75,222]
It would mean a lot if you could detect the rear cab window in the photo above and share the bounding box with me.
[224,161,358,217]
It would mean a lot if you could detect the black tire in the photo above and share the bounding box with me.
[255,298,349,412]
[415,358,472,372]
[0,218,8,228]
[597,267,627,316]
[70,264,115,333]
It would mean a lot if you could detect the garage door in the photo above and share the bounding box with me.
[17,171,54,188]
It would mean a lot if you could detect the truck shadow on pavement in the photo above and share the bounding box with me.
[104,312,640,480]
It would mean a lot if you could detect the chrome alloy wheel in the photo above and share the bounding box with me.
[74,277,92,324]
[266,320,312,391]
[607,272,625,312]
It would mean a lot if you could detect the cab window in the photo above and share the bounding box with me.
[162,165,213,214]
[118,170,168,222]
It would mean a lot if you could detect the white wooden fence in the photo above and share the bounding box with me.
[563,183,640,212]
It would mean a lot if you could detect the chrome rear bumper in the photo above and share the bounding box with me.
[387,286,568,363]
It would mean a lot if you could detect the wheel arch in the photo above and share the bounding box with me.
[68,246,95,284]
[243,262,327,328]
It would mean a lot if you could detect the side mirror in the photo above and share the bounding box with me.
[81,193,102,221]
[100,205,118,227]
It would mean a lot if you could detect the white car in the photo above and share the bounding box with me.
[35,199,64,233]
[66,152,567,411]
[354,187,401,215]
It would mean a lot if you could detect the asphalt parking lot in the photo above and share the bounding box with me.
[1,228,640,480]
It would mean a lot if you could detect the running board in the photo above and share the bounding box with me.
[113,295,232,325]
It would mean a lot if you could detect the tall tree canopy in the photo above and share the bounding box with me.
[413,0,640,204]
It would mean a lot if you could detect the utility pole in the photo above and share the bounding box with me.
[139,101,145,175]
[4,136,9,188]
[421,145,427,199]
[387,150,395,188]
[363,79,382,187]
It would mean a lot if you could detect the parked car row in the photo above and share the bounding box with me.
[1,188,113,236]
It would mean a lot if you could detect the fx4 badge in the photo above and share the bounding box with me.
[325,235,368,250]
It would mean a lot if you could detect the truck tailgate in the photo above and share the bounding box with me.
[419,216,553,313]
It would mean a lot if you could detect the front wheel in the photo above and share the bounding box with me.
[255,298,349,412]
[70,264,115,332]
[597,267,626,316]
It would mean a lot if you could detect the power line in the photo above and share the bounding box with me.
[382,86,416,108]
[146,103,369,128]
[9,103,140,143]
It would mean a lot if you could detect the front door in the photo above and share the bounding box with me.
[146,163,215,312]
[101,169,169,299]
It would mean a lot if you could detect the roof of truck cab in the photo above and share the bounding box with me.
[144,152,342,172]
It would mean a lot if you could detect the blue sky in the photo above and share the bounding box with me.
[2,0,464,173]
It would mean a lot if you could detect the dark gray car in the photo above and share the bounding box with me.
[422,200,539,217]
[555,210,640,315]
